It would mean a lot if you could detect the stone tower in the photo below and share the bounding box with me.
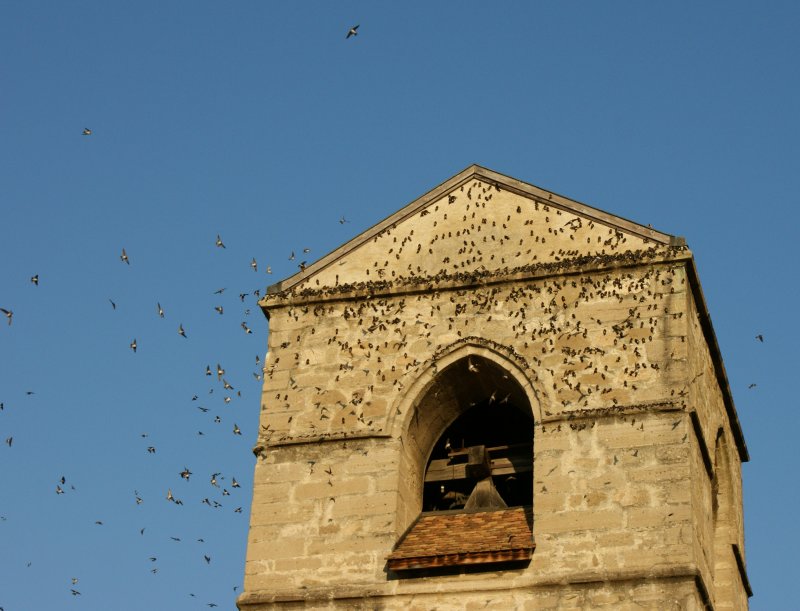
[238,166,750,610]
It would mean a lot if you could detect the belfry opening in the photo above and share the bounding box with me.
[420,355,534,513]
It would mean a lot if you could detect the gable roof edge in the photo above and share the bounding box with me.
[268,165,680,295]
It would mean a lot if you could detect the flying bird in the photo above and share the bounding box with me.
[215,234,225,248]
[180,467,192,481]
[130,339,137,353]
[266,266,272,274]
[120,248,129,265]
[109,299,116,310]
[157,302,164,318]
[214,306,224,315]
[213,287,226,295]
[82,128,92,136]
[217,364,224,380]
[178,324,187,338]
[755,334,764,342]
[346,24,359,38]
[339,216,349,224]
[0,308,12,326]
[250,258,257,272]
[233,423,242,435]
[30,274,38,286]
[241,322,252,334]
[206,365,212,376]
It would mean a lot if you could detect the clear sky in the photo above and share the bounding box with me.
[1,2,797,609]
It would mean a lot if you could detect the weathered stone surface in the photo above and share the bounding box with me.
[238,166,748,610]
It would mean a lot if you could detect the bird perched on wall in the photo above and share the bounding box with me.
[346,24,359,38]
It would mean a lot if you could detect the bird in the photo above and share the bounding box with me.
[178,324,187,338]
[241,322,252,334]
[755,334,764,342]
[204,555,211,564]
[215,234,225,248]
[303,248,310,254]
[233,423,241,435]
[266,266,272,274]
[217,364,225,380]
[5,436,13,447]
[147,446,156,453]
[120,248,129,265]
[339,216,349,224]
[231,477,240,488]
[210,473,220,487]
[82,128,92,136]
[299,261,307,271]
[467,357,479,373]
[250,258,257,272]
[206,365,212,376]
[223,379,234,390]
[30,274,38,286]
[109,299,116,310]
[346,24,359,39]
[214,305,224,315]
[213,288,226,295]
[288,251,295,261]
[748,383,757,389]
[130,339,137,353]
[239,292,248,302]
[0,308,12,326]
[180,467,192,481]
[157,302,164,318]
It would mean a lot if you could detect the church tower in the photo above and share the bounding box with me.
[237,166,750,610]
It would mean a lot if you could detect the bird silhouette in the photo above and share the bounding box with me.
[346,24,359,38]
[82,128,92,136]
[30,274,38,286]
[215,234,225,248]
[120,248,129,265]
[0,308,12,326]
[178,324,187,338]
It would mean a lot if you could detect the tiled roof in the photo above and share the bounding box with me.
[387,506,534,571]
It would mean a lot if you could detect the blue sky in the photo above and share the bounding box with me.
[1,2,798,609]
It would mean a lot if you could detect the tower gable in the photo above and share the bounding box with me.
[269,165,680,296]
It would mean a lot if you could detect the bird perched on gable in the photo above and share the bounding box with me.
[346,24,359,38]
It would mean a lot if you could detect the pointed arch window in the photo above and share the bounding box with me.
[388,353,535,573]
